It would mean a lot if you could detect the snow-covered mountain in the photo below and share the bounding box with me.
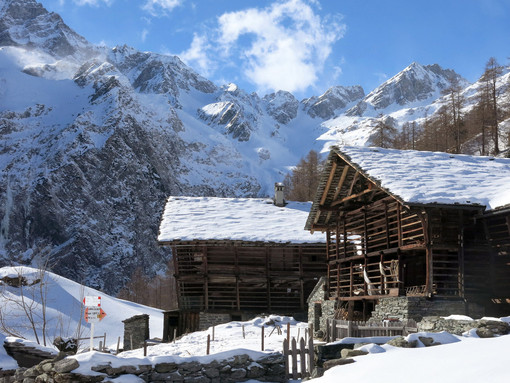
[0,0,363,292]
[318,61,509,148]
[1,0,508,294]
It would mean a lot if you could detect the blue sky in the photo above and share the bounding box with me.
[39,0,510,99]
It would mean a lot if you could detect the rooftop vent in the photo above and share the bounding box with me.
[274,182,286,207]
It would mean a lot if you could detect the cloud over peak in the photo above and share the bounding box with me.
[180,0,345,94]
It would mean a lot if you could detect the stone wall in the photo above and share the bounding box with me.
[123,314,149,351]
[369,297,473,322]
[1,353,286,383]
[307,278,335,338]
[198,313,232,330]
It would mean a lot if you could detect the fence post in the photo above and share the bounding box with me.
[291,338,298,380]
[347,320,353,338]
[287,322,290,342]
[143,341,147,357]
[116,337,120,354]
[242,325,245,339]
[283,338,289,379]
[300,337,306,379]
[308,333,314,377]
[207,334,210,355]
[212,326,215,341]
[261,326,264,351]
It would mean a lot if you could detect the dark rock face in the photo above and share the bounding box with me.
[0,0,93,59]
[263,91,299,124]
[304,85,365,119]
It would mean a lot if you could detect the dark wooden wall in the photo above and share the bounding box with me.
[172,242,326,314]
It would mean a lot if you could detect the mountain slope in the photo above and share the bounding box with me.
[0,0,354,292]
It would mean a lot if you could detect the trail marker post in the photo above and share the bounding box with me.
[83,296,106,352]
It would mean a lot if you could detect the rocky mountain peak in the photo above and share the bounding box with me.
[263,90,299,125]
[304,85,365,119]
[0,0,93,60]
[346,62,466,116]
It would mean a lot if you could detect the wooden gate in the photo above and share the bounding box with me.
[283,336,314,380]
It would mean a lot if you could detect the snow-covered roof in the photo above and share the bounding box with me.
[158,197,326,243]
[336,146,510,210]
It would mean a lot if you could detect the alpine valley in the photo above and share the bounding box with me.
[1,0,509,293]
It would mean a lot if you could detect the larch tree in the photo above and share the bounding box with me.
[284,150,323,202]
[481,57,504,154]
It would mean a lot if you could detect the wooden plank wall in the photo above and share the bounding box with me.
[174,243,326,313]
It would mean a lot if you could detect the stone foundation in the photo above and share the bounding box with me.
[369,297,481,322]
[198,313,233,330]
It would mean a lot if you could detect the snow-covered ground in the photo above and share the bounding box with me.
[1,266,510,382]
[0,266,164,350]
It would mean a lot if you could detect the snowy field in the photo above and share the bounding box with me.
[1,266,510,382]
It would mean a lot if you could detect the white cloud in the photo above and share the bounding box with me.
[195,0,345,94]
[142,0,182,17]
[179,33,215,77]
[141,29,149,43]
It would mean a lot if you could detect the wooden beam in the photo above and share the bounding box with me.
[320,161,338,205]
[331,188,374,207]
[333,165,350,200]
[347,171,359,196]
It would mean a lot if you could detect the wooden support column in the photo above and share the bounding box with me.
[171,246,181,308]
[266,247,271,311]
[336,219,340,260]
[203,245,209,310]
[397,204,403,247]
[234,247,240,310]
[343,216,347,258]
[349,262,353,297]
[299,246,304,310]
[418,210,433,296]
[458,210,465,298]
[326,231,331,298]
[363,208,368,256]
[384,202,390,249]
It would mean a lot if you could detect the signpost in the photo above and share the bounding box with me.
[83,296,106,351]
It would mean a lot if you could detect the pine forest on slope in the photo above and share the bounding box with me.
[0,0,509,295]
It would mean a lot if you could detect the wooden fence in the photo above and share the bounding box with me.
[283,336,314,380]
[326,318,418,342]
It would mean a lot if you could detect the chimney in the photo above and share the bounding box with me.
[274,182,285,207]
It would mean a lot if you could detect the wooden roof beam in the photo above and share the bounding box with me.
[331,187,375,207]
[319,161,338,205]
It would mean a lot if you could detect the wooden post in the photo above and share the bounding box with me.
[308,334,314,377]
[212,326,215,341]
[283,338,289,379]
[116,337,120,354]
[287,322,290,342]
[291,337,298,380]
[103,333,106,351]
[143,341,147,356]
[207,334,210,355]
[242,325,245,339]
[300,337,306,379]
[173,329,177,343]
[99,341,102,352]
[261,326,265,351]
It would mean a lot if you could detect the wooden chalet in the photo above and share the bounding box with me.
[306,146,510,320]
[158,194,327,334]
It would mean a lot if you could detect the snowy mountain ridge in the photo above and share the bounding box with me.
[1,0,508,293]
